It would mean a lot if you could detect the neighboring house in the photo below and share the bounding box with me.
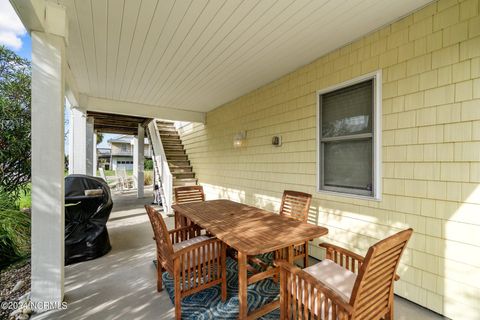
[97,148,111,170]
[105,135,152,171]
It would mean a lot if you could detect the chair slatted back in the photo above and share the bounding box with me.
[145,205,174,273]
[174,186,205,204]
[350,228,413,320]
[279,190,312,222]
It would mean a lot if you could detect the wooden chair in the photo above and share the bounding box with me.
[277,190,313,267]
[248,190,312,278]
[276,228,413,320]
[144,205,227,320]
[173,185,205,228]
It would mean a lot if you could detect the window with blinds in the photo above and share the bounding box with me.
[317,72,381,199]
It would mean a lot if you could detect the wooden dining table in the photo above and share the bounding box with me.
[172,199,329,319]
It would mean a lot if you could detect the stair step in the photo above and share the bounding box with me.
[159,128,177,133]
[172,172,195,179]
[163,145,184,150]
[161,139,182,145]
[165,150,186,156]
[167,154,188,161]
[170,166,193,173]
[160,133,180,139]
[157,123,175,127]
[173,178,197,187]
[168,160,190,167]
[156,121,175,127]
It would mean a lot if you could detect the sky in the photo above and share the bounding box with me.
[0,0,30,60]
[0,0,118,149]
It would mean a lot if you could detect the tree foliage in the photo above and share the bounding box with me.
[0,46,31,197]
[97,132,104,145]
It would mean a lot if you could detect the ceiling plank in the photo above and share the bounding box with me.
[75,0,99,96]
[117,0,158,101]
[91,0,108,97]
[112,0,142,99]
[133,0,194,102]
[124,0,176,100]
[105,0,124,99]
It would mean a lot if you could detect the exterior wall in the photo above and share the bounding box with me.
[178,0,480,318]
[110,142,151,157]
[111,157,134,171]
[110,142,132,156]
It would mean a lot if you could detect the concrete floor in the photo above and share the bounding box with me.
[33,189,447,320]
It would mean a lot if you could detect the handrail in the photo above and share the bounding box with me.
[147,120,173,214]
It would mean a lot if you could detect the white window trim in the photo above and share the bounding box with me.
[316,70,382,201]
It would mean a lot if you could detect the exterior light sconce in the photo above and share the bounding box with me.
[272,135,282,147]
[233,131,246,148]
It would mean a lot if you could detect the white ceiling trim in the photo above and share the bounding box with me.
[83,95,205,123]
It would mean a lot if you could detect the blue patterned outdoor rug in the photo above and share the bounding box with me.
[162,255,280,319]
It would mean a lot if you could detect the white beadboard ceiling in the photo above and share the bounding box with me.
[60,0,432,113]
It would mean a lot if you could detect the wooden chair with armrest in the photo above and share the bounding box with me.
[145,205,227,320]
[248,190,312,277]
[173,185,205,228]
[276,228,413,320]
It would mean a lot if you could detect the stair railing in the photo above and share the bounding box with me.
[147,120,173,214]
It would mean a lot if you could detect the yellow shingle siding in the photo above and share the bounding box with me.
[177,1,480,318]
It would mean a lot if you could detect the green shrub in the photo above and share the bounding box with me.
[144,159,153,170]
[0,191,30,269]
[16,184,31,209]
[0,190,16,210]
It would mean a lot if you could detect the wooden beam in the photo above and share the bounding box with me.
[86,111,151,134]
[94,126,138,135]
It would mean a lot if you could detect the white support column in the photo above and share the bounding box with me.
[133,124,145,198]
[31,31,65,307]
[85,116,94,176]
[93,131,98,176]
[68,106,87,174]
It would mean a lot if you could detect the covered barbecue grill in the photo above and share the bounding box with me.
[64,174,113,265]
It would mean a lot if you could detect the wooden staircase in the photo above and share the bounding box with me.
[156,120,197,187]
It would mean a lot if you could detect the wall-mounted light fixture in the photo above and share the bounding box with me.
[272,135,282,147]
[233,131,246,148]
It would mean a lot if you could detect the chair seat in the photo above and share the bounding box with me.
[172,235,211,252]
[304,258,357,302]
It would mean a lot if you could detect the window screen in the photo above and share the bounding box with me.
[319,78,376,197]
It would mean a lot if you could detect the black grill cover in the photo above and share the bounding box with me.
[64,174,113,265]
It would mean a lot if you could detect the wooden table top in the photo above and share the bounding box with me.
[172,199,328,255]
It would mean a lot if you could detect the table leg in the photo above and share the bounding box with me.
[287,245,294,264]
[238,251,248,319]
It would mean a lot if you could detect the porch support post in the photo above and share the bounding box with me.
[93,131,98,176]
[85,116,94,175]
[133,124,145,198]
[31,31,65,307]
[68,106,87,174]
